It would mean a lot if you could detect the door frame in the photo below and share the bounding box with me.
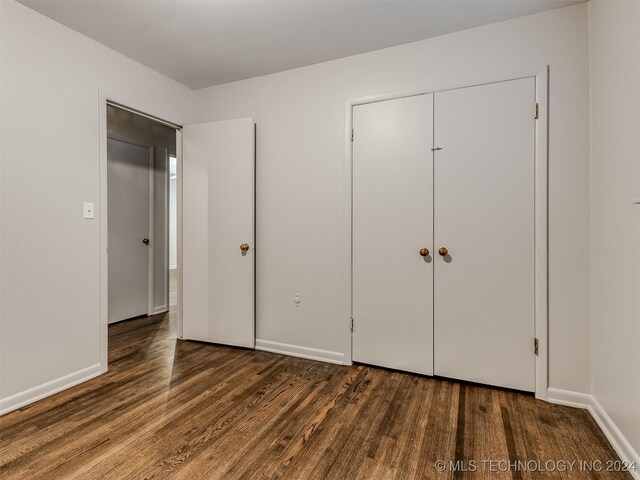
[98,90,183,373]
[176,129,184,339]
[146,145,155,317]
[343,67,549,400]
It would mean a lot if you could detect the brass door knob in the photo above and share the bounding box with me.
[419,248,429,257]
[240,243,250,252]
[438,247,448,256]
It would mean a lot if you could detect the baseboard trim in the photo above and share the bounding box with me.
[547,387,593,409]
[0,363,103,416]
[255,339,345,365]
[548,388,640,479]
[152,305,168,315]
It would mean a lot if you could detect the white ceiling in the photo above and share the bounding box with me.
[20,0,584,90]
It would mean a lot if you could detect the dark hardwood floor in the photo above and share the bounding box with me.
[0,302,631,479]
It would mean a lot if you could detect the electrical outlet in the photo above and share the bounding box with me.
[294,294,301,307]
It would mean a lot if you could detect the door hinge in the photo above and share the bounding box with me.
[350,317,354,332]
[431,146,442,152]
[534,338,539,356]
[350,128,354,142]
[534,103,539,120]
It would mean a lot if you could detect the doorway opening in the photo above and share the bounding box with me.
[105,103,180,338]
[100,96,255,372]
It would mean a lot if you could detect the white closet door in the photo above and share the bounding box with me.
[434,78,535,391]
[182,118,255,348]
[352,94,434,376]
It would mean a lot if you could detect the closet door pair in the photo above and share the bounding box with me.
[352,78,535,392]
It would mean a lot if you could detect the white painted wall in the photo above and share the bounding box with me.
[589,0,640,463]
[0,0,193,410]
[194,3,592,393]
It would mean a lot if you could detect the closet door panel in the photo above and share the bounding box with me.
[434,79,535,391]
[352,94,434,376]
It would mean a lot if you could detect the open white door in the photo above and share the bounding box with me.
[182,118,255,348]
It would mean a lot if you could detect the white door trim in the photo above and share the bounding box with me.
[157,147,171,315]
[176,129,184,339]
[98,89,182,374]
[147,145,155,316]
[534,66,549,400]
[99,91,108,373]
[343,67,549,399]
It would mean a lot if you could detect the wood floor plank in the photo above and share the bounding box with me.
[0,297,632,479]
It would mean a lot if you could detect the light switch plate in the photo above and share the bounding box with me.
[83,202,95,219]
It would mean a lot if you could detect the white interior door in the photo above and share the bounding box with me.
[434,78,536,391]
[182,117,255,348]
[107,138,151,323]
[352,94,434,376]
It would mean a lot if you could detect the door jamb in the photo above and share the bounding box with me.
[534,67,549,400]
[176,129,184,338]
[161,148,171,316]
[343,67,549,400]
[147,146,155,316]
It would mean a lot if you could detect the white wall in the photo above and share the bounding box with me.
[194,3,592,393]
[0,0,194,410]
[589,0,640,464]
